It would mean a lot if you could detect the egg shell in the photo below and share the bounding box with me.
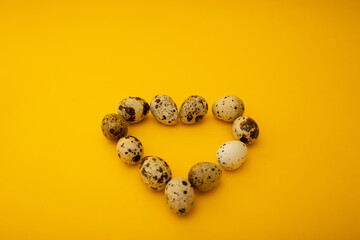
[212,95,245,122]
[139,156,172,191]
[150,95,178,125]
[101,113,128,141]
[118,97,150,123]
[117,136,143,165]
[232,116,259,144]
[179,95,208,124]
[165,178,195,216]
[217,140,247,170]
[188,162,222,192]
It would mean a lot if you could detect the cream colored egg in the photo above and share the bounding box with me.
[188,162,222,192]
[139,156,172,191]
[179,95,208,124]
[116,136,143,165]
[150,95,178,125]
[118,97,150,123]
[212,95,244,122]
[216,140,247,170]
[232,116,260,144]
[165,178,195,216]
[101,113,128,141]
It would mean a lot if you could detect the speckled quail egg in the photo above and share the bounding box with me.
[165,178,195,216]
[212,95,245,122]
[232,116,259,144]
[101,113,128,141]
[139,156,172,191]
[179,95,208,124]
[188,162,222,192]
[118,97,150,123]
[217,140,247,170]
[116,136,143,165]
[150,95,178,125]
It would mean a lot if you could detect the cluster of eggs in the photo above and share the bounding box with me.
[101,95,259,216]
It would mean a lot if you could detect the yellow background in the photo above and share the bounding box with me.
[1,0,360,239]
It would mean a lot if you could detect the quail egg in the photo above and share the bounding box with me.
[179,95,208,124]
[150,95,178,125]
[212,95,245,122]
[188,162,222,192]
[165,178,195,216]
[117,136,143,165]
[118,97,150,123]
[101,113,128,141]
[139,156,172,191]
[217,140,247,170]
[232,116,259,144]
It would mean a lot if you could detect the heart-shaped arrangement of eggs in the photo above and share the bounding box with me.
[101,95,259,216]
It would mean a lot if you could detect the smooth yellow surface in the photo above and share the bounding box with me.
[1,0,360,239]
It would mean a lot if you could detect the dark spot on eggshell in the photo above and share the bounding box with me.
[182,181,188,186]
[240,118,258,132]
[240,136,249,143]
[132,155,141,162]
[178,208,185,213]
[186,113,193,122]
[195,115,204,122]
[240,124,251,132]
[142,102,150,116]
[250,129,259,139]
[119,105,136,122]
[157,172,168,183]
